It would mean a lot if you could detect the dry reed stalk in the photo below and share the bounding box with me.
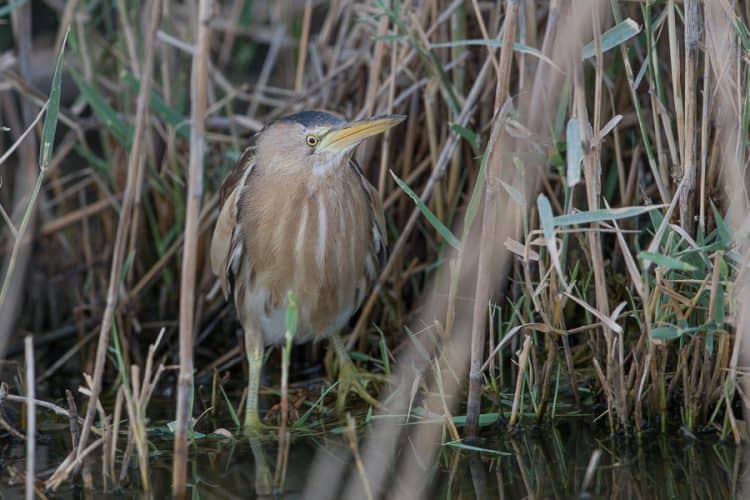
[173,0,212,496]
[76,0,163,462]
[0,102,46,169]
[294,0,313,93]
[0,1,37,357]
[45,438,104,491]
[698,30,710,235]
[508,335,532,428]
[345,413,374,500]
[25,336,35,500]
[64,389,79,451]
[667,0,685,165]
[466,0,518,437]
[704,0,750,431]
[581,449,603,493]
[680,0,700,233]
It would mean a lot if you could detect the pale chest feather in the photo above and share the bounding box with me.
[225,162,385,345]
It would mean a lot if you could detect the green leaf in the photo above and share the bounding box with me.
[451,412,499,428]
[460,151,488,244]
[285,291,298,338]
[219,385,241,430]
[650,326,681,341]
[70,71,133,147]
[431,39,557,68]
[38,29,68,169]
[565,118,582,187]
[501,180,524,206]
[638,251,697,272]
[714,280,725,325]
[451,124,479,153]
[391,171,461,249]
[582,18,641,59]
[0,0,27,17]
[554,205,664,226]
[537,194,556,244]
[443,439,511,456]
[293,382,339,428]
[710,201,731,247]
[122,72,189,138]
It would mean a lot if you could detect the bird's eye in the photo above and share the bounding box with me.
[305,135,319,147]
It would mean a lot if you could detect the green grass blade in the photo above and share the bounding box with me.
[451,124,479,154]
[537,194,556,244]
[38,29,68,169]
[443,439,511,456]
[565,118,582,187]
[219,385,241,430]
[638,251,697,272]
[0,0,27,17]
[391,171,461,249]
[582,18,641,59]
[69,71,133,147]
[554,205,665,226]
[650,326,681,341]
[461,153,487,240]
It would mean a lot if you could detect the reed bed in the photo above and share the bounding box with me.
[0,0,749,496]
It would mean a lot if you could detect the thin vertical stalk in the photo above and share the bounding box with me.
[294,0,313,92]
[25,336,35,500]
[698,19,710,236]
[173,0,212,496]
[667,0,685,165]
[681,0,700,233]
[0,0,36,357]
[76,0,162,463]
[466,0,518,438]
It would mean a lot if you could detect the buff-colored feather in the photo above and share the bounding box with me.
[210,118,388,346]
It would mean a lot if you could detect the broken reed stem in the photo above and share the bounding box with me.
[173,0,212,496]
[25,336,35,500]
[509,335,532,428]
[76,0,162,462]
[65,390,80,453]
[681,0,700,233]
[466,0,518,438]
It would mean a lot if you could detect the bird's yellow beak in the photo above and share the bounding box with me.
[317,115,406,153]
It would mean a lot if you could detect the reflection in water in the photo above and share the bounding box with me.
[0,421,745,498]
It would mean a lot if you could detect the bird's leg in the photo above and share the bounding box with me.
[330,334,388,415]
[249,435,273,496]
[243,324,265,435]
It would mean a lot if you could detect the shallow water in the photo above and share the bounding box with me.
[0,418,745,499]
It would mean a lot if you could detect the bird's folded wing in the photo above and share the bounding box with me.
[210,148,256,298]
[348,159,388,277]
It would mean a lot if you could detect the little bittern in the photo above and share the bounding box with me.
[210,110,405,434]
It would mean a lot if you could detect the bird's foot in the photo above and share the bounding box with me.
[334,350,389,415]
[242,411,275,437]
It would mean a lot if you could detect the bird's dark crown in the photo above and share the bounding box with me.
[278,110,345,128]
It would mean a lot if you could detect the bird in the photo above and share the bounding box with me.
[210,110,405,434]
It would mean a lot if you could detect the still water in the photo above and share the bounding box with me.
[0,419,744,498]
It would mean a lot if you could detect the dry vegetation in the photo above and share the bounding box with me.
[0,0,749,496]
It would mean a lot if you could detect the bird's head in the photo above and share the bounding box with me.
[255,110,406,174]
